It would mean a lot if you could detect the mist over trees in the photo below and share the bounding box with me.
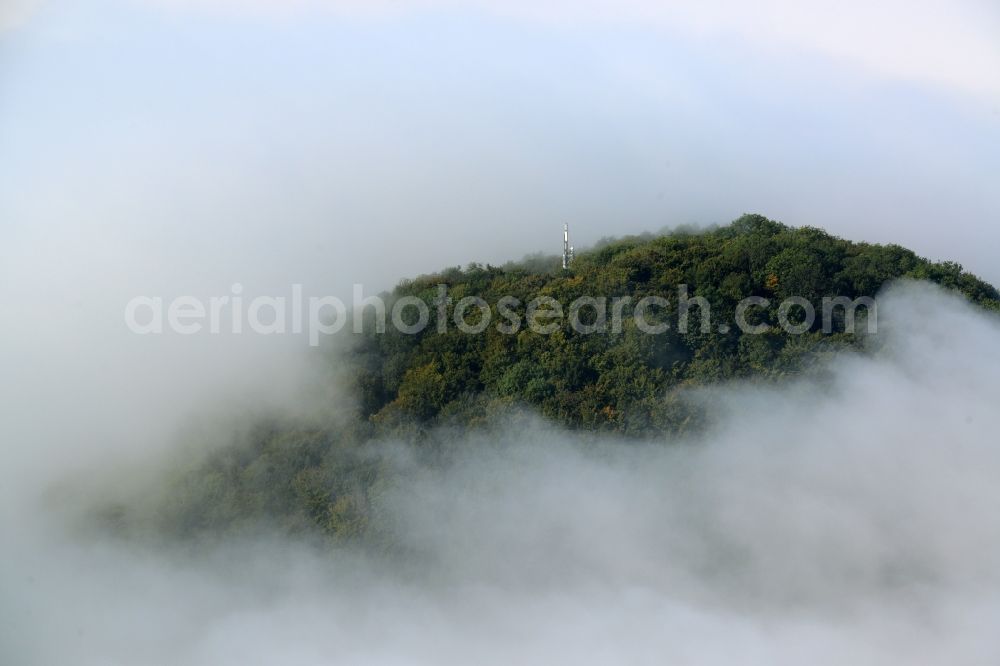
[101,214,999,544]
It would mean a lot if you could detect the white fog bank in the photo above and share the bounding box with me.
[3,282,1000,665]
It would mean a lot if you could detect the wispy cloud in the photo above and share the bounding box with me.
[12,0,997,103]
[7,284,1000,663]
[134,0,1000,103]
[0,0,41,32]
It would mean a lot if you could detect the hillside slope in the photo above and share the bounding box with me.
[110,214,1000,541]
[352,213,998,434]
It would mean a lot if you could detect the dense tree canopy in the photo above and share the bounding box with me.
[351,214,998,435]
[112,215,1000,542]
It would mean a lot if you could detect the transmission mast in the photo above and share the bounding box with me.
[562,223,574,270]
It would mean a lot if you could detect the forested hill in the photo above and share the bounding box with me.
[115,215,999,541]
[350,214,999,435]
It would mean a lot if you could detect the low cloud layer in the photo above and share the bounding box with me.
[4,282,1000,664]
[136,0,1000,103]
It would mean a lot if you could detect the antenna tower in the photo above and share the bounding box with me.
[562,224,574,269]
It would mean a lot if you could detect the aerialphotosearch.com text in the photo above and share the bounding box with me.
[124,284,877,346]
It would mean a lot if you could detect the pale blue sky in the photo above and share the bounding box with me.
[2,0,999,294]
